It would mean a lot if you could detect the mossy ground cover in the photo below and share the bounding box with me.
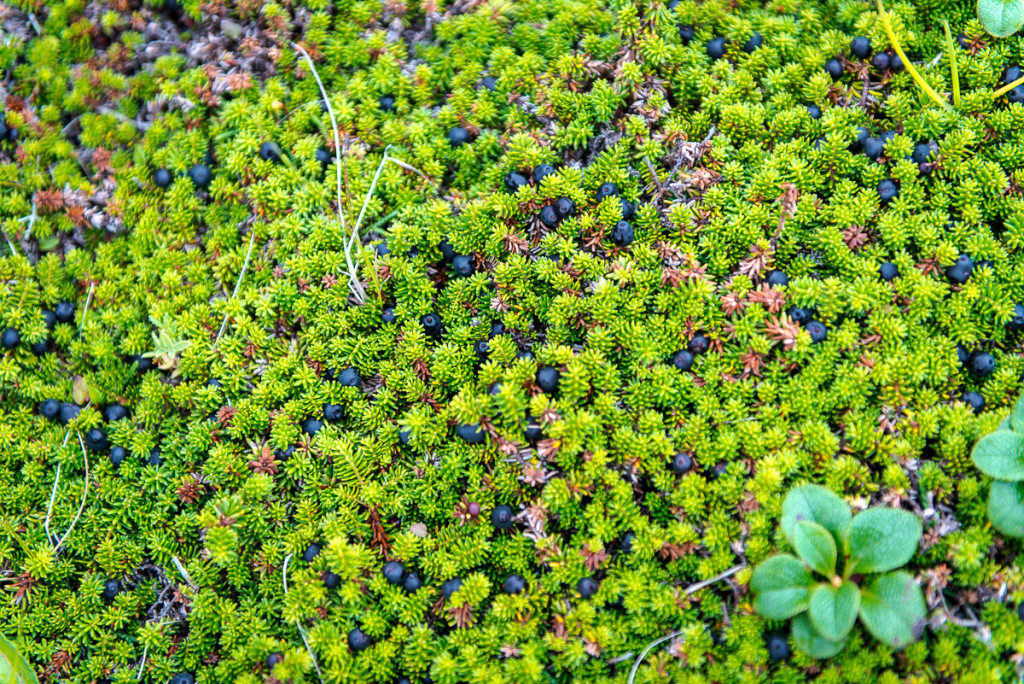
[2,0,1024,681]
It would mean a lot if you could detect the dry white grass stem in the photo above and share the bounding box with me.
[626,563,745,684]
[283,553,325,684]
[291,42,366,303]
[216,226,257,343]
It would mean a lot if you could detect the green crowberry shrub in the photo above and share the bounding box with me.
[2,0,1024,682]
[750,485,924,658]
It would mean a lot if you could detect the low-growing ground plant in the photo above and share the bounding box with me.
[751,485,925,658]
[972,394,1024,536]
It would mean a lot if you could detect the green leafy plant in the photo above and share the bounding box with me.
[0,634,38,684]
[750,486,925,658]
[977,0,1024,38]
[971,395,1024,537]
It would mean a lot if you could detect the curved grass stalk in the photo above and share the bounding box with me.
[942,21,961,108]
[994,73,1024,99]
[876,0,953,111]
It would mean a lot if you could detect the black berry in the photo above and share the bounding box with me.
[491,505,514,530]
[383,561,406,585]
[912,143,931,164]
[452,254,475,277]
[678,25,695,45]
[403,572,422,592]
[447,127,470,147]
[104,404,128,422]
[806,104,821,120]
[169,674,195,684]
[457,423,485,444]
[890,53,904,72]
[610,220,634,246]
[39,399,59,420]
[379,94,396,112]
[102,579,121,602]
[1007,304,1024,331]
[421,313,442,337]
[539,205,560,227]
[555,197,576,218]
[823,58,842,81]
[59,402,81,425]
[442,577,463,599]
[596,182,620,200]
[536,365,561,393]
[671,452,693,474]
[851,36,872,59]
[503,574,526,594]
[742,32,763,53]
[766,270,789,287]
[348,628,372,652]
[382,307,397,324]
[504,172,529,193]
[863,137,884,161]
[147,448,163,466]
[577,577,599,598]
[337,367,361,387]
[56,302,76,324]
[323,404,343,423]
[806,321,828,343]
[946,254,973,284]
[872,52,890,71]
[878,179,898,204]
[259,141,282,163]
[706,37,727,60]
[302,417,324,435]
[316,148,332,167]
[963,391,985,415]
[672,349,694,371]
[879,262,899,281]
[154,168,172,188]
[110,446,127,467]
[324,572,341,589]
[85,428,109,452]
[1,328,19,350]
[688,334,710,355]
[303,543,321,563]
[266,652,284,669]
[766,633,790,661]
[969,351,996,376]
[533,164,555,183]
[188,164,212,188]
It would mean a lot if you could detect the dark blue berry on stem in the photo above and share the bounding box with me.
[303,543,321,563]
[672,349,694,371]
[539,205,559,227]
[555,197,575,218]
[503,575,526,594]
[59,402,80,425]
[806,321,828,343]
[851,37,872,59]
[323,404,343,423]
[533,164,555,183]
[969,351,996,376]
[1,328,19,350]
[879,262,899,281]
[337,367,361,387]
[596,182,620,200]
[766,270,788,287]
[421,313,442,337]
[55,302,75,323]
[689,334,710,354]
[154,168,172,188]
[946,254,973,284]
[878,179,898,204]
[537,365,560,393]
[872,52,890,71]
[823,59,842,80]
[348,628,372,652]
[1007,304,1024,331]
[442,577,463,599]
[610,220,634,246]
[457,423,485,444]
[678,25,695,45]
[742,32,763,53]
[452,254,475,277]
[383,561,406,585]
[102,579,120,602]
[766,633,790,661]
[504,172,529,194]
[303,418,323,435]
[963,391,985,415]
[104,404,128,422]
[110,446,127,467]
[447,127,470,147]
[577,577,599,598]
[491,505,514,530]
[379,94,396,112]
[403,572,422,592]
[188,164,212,188]
[706,37,727,60]
[671,452,693,474]
[806,104,821,120]
[259,141,282,163]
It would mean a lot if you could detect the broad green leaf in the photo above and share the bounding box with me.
[794,520,837,577]
[858,572,926,650]
[988,480,1024,538]
[781,485,851,548]
[977,0,1024,38]
[792,613,846,659]
[845,508,921,574]
[808,582,860,643]
[1012,394,1024,432]
[971,430,1024,481]
[0,633,39,684]
[750,554,814,620]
